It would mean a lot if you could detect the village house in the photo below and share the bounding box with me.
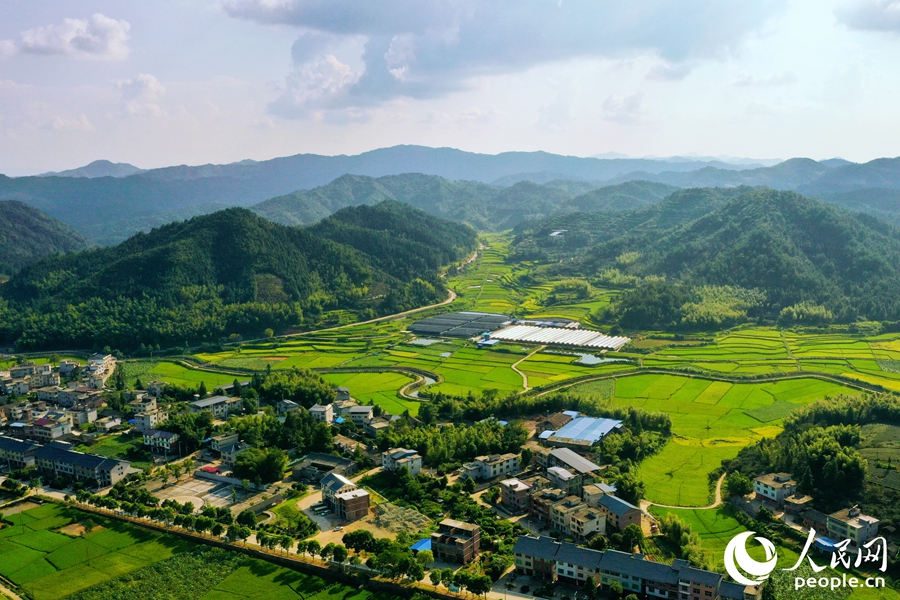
[753,472,797,507]
[500,478,532,513]
[309,403,334,424]
[34,441,130,487]
[190,395,242,418]
[0,435,40,469]
[431,519,481,564]
[827,506,880,547]
[143,429,180,454]
[382,448,423,476]
[461,453,520,481]
[596,494,642,531]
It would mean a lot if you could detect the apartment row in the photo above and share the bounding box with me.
[514,536,762,600]
[0,435,130,487]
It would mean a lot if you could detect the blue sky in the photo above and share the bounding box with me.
[1,0,900,174]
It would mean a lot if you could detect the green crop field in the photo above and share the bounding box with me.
[566,374,858,506]
[320,371,419,415]
[142,361,236,389]
[0,504,192,600]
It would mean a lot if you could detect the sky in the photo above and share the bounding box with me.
[2,0,900,175]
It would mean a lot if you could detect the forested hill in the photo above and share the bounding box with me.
[253,173,673,231]
[0,200,93,277]
[306,200,477,281]
[0,204,476,350]
[519,189,900,324]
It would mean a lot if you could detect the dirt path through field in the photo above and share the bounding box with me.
[641,472,727,512]
[511,345,545,391]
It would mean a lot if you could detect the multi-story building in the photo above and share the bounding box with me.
[348,405,375,426]
[34,441,130,487]
[462,453,520,481]
[827,506,880,547]
[210,431,240,453]
[309,403,334,424]
[570,507,605,540]
[582,482,617,508]
[95,416,122,434]
[431,519,481,564]
[9,363,36,378]
[220,442,250,467]
[530,488,568,523]
[59,360,80,375]
[364,418,391,438]
[753,473,797,507]
[334,488,370,521]
[65,407,98,427]
[23,417,72,442]
[500,478,532,513]
[277,399,299,414]
[129,395,158,414]
[597,494,642,531]
[382,448,423,476]
[548,466,582,495]
[189,395,243,418]
[143,430,180,454]
[321,473,357,507]
[335,387,351,402]
[0,435,39,469]
[513,536,762,600]
[133,409,167,434]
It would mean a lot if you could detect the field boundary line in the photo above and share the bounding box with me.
[529,367,886,397]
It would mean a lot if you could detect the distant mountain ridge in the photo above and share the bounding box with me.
[0,200,93,276]
[39,160,145,178]
[3,146,900,244]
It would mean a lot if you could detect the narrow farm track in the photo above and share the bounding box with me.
[0,579,24,600]
[511,345,545,391]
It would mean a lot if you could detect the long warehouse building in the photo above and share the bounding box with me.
[490,325,630,351]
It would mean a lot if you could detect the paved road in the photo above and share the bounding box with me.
[0,580,24,600]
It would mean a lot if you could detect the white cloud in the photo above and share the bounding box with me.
[269,54,359,118]
[118,74,167,117]
[225,0,783,116]
[603,92,645,125]
[732,71,798,87]
[51,114,93,131]
[836,0,900,32]
[0,14,130,60]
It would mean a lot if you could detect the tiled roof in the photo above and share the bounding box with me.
[513,536,560,560]
[598,494,639,516]
[0,435,38,453]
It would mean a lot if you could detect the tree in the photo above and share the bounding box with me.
[429,569,442,589]
[306,539,321,559]
[236,509,257,528]
[416,549,434,566]
[462,476,476,493]
[609,580,623,600]
[321,543,335,561]
[621,523,645,552]
[467,574,492,597]
[231,488,238,505]
[233,447,289,484]
[521,447,533,467]
[198,381,208,398]
[211,523,225,537]
[332,544,348,563]
[585,575,597,599]
[724,471,753,498]
[279,535,293,555]
[296,540,308,556]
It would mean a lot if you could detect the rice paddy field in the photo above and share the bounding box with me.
[0,503,398,600]
[0,503,193,600]
[566,374,858,507]
[319,371,419,415]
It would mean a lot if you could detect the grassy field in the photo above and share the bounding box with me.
[74,433,150,470]
[566,374,858,506]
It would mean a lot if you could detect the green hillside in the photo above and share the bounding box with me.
[0,203,475,350]
[515,188,900,325]
[0,200,93,276]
